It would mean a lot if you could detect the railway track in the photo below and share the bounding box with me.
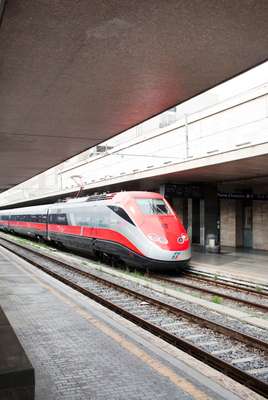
[150,274,268,314]
[1,237,268,398]
[185,268,268,295]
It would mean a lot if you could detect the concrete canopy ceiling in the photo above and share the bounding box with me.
[1,0,268,192]
[89,153,268,193]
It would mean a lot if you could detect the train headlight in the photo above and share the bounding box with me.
[147,233,168,245]
[177,233,187,244]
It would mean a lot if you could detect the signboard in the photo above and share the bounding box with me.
[165,186,268,200]
[165,184,203,198]
[218,192,268,200]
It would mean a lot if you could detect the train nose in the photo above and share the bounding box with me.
[147,233,169,245]
[177,233,188,244]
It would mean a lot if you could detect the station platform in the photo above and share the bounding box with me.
[191,246,268,286]
[0,245,265,400]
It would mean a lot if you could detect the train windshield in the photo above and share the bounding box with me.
[136,198,172,215]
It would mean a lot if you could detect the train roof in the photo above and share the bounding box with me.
[65,191,163,202]
[0,191,164,214]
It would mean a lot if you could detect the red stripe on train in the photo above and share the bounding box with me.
[6,220,143,256]
[48,224,143,255]
[8,221,46,231]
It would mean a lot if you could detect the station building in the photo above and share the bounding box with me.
[0,71,268,253]
[159,182,268,251]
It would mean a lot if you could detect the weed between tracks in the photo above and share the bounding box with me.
[211,295,223,304]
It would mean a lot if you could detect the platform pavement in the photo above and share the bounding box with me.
[190,246,268,286]
[0,245,265,400]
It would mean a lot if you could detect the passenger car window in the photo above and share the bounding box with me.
[48,213,68,225]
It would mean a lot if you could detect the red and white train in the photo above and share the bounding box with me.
[0,191,191,271]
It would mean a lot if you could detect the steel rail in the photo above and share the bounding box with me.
[151,274,268,312]
[0,237,268,397]
[184,270,268,296]
[1,237,267,349]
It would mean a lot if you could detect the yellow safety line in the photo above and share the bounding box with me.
[10,257,212,400]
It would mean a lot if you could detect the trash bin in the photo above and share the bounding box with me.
[205,234,220,253]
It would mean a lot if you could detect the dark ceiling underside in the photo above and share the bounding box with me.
[0,0,268,192]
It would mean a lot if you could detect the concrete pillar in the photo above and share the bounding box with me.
[172,197,184,221]
[159,184,165,196]
[200,199,205,246]
[204,185,219,248]
[235,200,243,247]
[253,201,268,250]
[187,198,192,240]
[220,199,236,246]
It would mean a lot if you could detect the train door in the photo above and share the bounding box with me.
[46,209,50,240]
[243,202,253,248]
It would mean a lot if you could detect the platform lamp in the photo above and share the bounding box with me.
[71,175,85,198]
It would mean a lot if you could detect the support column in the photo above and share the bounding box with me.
[159,184,165,196]
[204,185,219,251]
[253,201,268,250]
[172,197,184,221]
[220,199,236,246]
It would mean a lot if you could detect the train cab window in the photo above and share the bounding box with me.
[108,206,135,225]
[136,198,172,215]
